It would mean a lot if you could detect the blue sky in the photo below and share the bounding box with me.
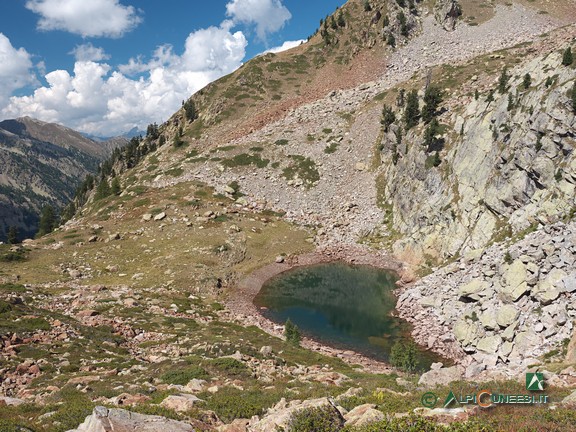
[0,0,344,135]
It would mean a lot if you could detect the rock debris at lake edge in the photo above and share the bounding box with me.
[398,221,576,384]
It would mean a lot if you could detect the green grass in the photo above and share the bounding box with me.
[161,364,210,385]
[324,142,339,154]
[221,153,270,168]
[282,155,320,187]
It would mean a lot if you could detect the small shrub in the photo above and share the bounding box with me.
[288,405,343,432]
[324,143,339,154]
[210,357,249,377]
[161,365,209,385]
[203,388,276,423]
[562,46,573,66]
[504,251,513,264]
[389,340,417,372]
[284,318,301,346]
[49,388,93,432]
[275,139,289,146]
[522,73,532,89]
[222,154,269,168]
[0,301,12,314]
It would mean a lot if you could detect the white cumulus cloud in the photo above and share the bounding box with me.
[2,0,296,136]
[226,0,291,40]
[0,34,36,107]
[2,24,247,136]
[263,39,305,54]
[25,0,142,38]
[70,43,110,62]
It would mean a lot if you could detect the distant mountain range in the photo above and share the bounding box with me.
[0,116,126,241]
[81,126,145,142]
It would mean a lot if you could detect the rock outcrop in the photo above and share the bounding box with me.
[67,406,196,432]
[434,0,462,31]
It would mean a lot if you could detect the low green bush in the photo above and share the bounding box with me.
[161,365,210,385]
[288,405,343,432]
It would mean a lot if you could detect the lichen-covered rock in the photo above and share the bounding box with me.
[496,304,519,328]
[501,261,529,302]
[418,365,464,387]
[67,406,196,432]
[344,404,385,427]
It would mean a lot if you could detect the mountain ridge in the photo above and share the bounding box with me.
[0,117,125,241]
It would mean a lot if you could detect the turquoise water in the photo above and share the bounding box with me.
[254,262,436,369]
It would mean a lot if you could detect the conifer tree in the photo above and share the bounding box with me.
[522,73,531,89]
[422,85,443,123]
[7,226,18,244]
[37,205,56,237]
[403,89,420,130]
[562,46,573,66]
[381,105,396,131]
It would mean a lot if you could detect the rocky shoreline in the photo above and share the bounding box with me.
[225,244,408,373]
[396,222,576,384]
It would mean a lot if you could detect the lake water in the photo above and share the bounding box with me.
[254,262,437,369]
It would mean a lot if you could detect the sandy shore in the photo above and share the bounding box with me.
[225,244,409,373]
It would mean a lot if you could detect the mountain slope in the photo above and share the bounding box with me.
[0,117,123,241]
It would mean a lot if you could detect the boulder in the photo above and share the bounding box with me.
[496,304,519,328]
[184,379,207,393]
[160,394,204,413]
[562,273,576,293]
[562,389,576,406]
[0,396,25,406]
[533,268,566,305]
[453,319,479,347]
[248,398,342,432]
[434,0,462,31]
[458,280,489,300]
[344,404,385,427]
[154,212,166,221]
[501,260,529,301]
[418,365,464,387]
[67,406,195,432]
[479,309,498,330]
[476,335,502,355]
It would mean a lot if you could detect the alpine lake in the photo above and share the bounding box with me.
[254,262,440,370]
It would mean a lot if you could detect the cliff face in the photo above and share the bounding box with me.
[379,45,576,264]
[0,117,122,240]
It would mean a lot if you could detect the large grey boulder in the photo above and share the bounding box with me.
[459,280,489,300]
[344,404,385,427]
[501,260,529,301]
[418,365,464,387]
[496,304,519,328]
[434,0,462,31]
[248,398,343,432]
[533,268,566,305]
[67,406,195,432]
